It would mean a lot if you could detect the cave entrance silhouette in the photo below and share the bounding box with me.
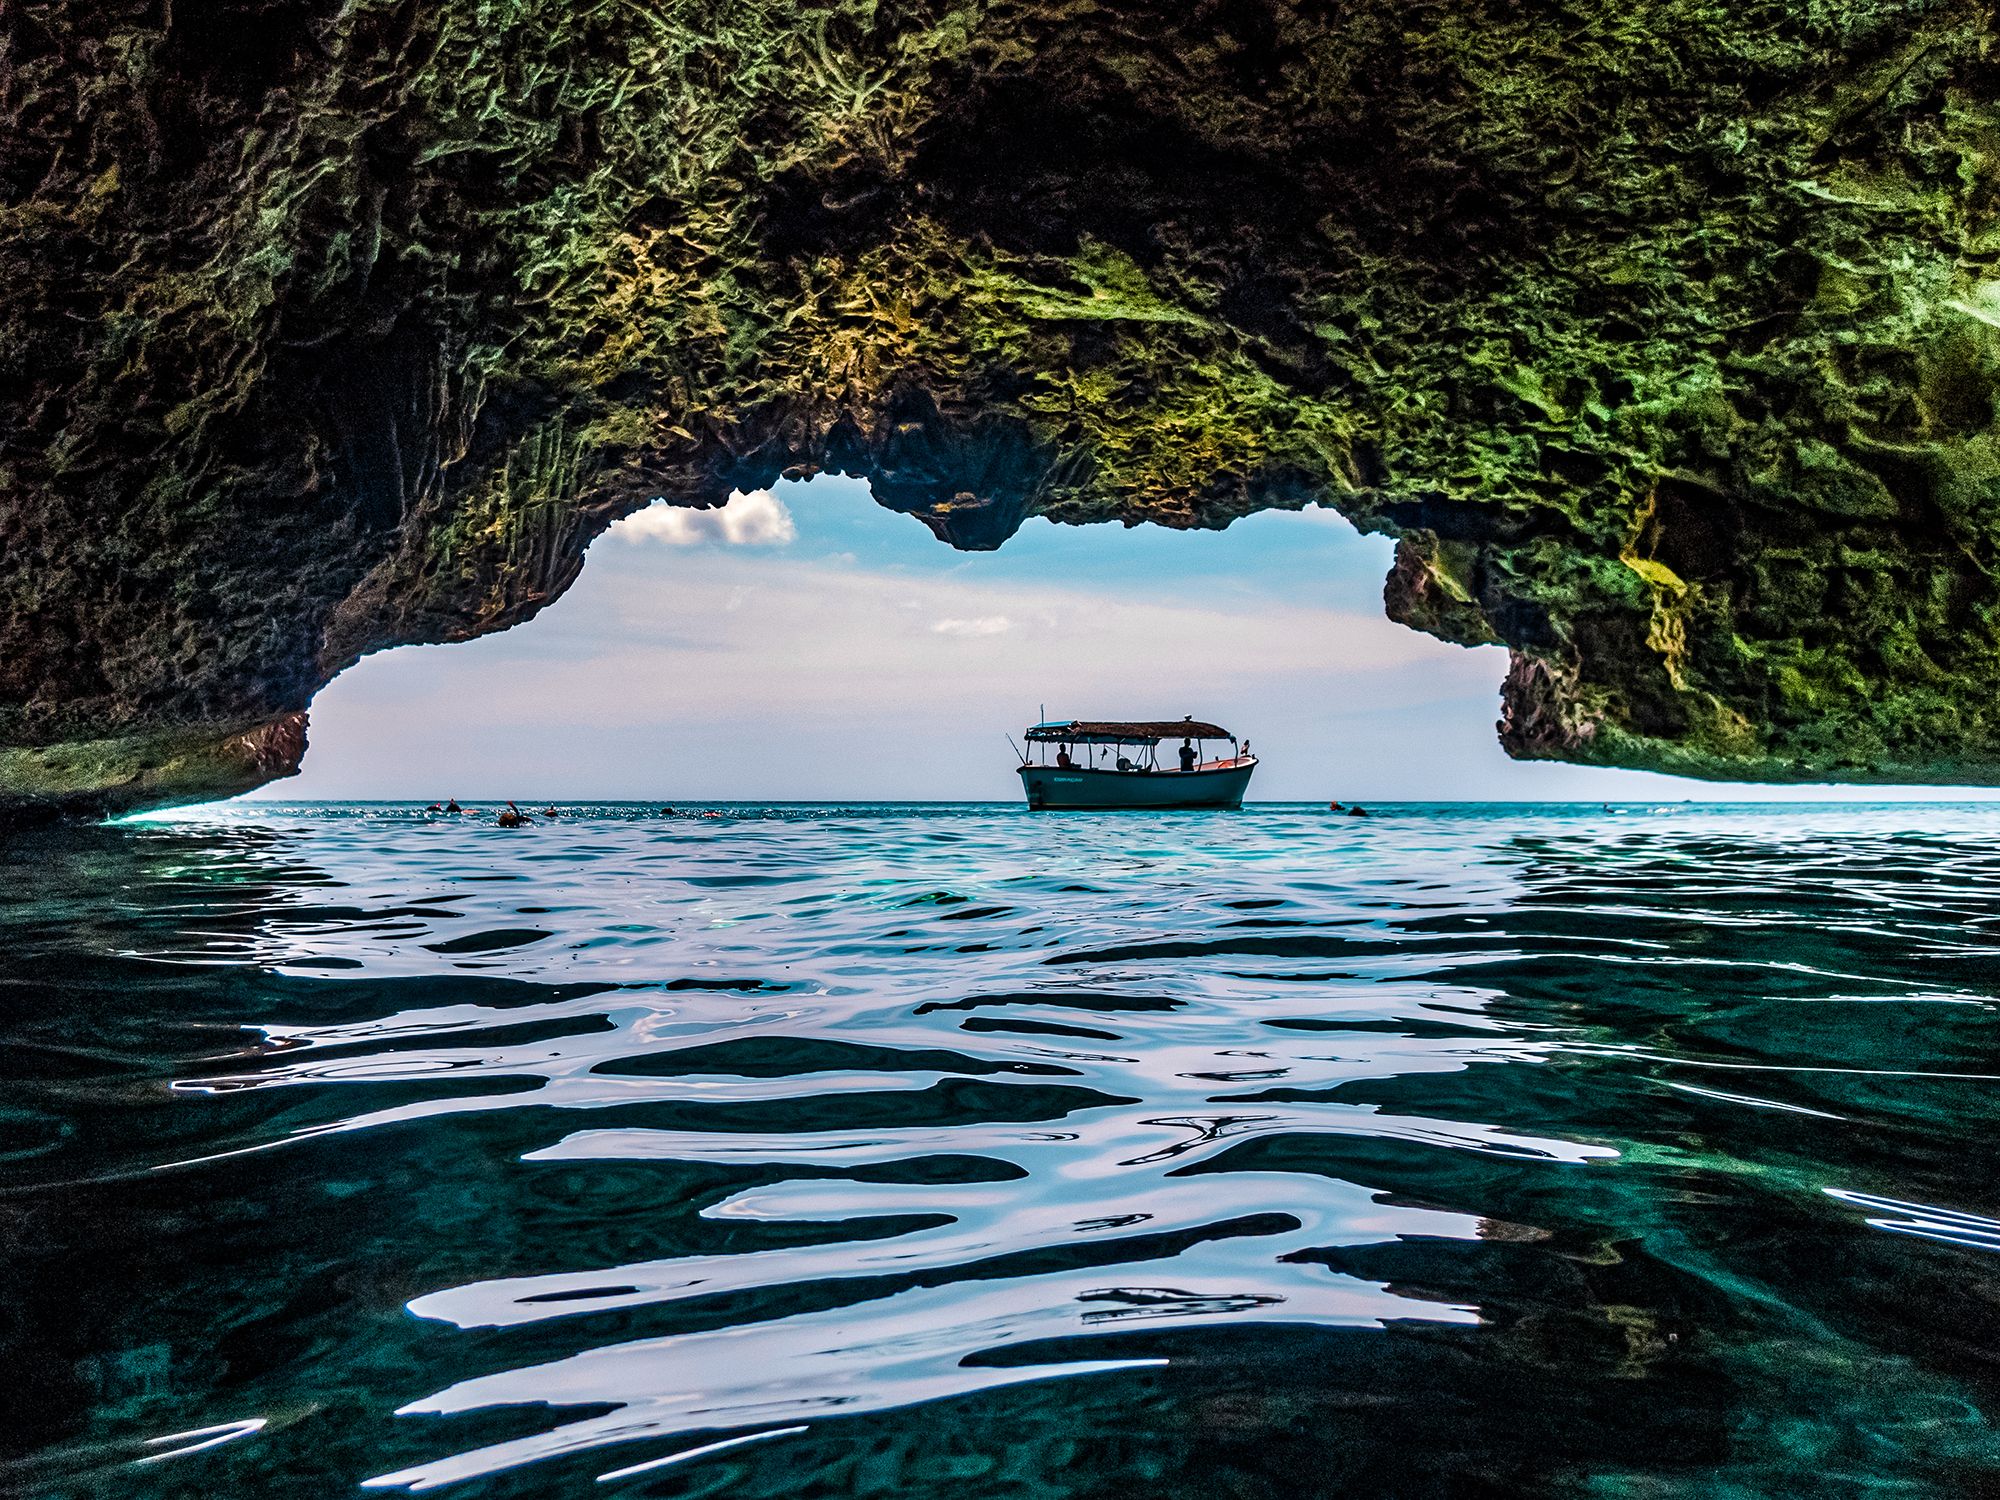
[256,474,1663,805]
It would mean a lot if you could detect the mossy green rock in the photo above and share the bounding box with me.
[3,0,1998,816]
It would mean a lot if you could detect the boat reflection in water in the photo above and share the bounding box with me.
[1017,717,1256,809]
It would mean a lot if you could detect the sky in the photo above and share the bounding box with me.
[262,475,2000,802]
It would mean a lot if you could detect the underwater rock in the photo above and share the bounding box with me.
[3,0,1998,817]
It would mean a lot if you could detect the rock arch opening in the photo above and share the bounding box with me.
[274,475,1530,804]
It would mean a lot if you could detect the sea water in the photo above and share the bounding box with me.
[5,802,2000,1497]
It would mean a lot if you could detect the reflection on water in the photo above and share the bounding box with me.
[6,804,2000,1496]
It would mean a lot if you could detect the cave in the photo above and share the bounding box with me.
[4,0,2000,821]
[13,6,2000,1491]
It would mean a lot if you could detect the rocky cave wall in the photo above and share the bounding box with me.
[2,0,1997,819]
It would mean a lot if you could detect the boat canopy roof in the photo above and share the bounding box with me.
[1026,718,1233,745]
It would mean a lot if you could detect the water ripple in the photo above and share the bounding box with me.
[8,803,2000,1495]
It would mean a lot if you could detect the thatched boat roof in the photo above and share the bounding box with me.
[1025,718,1232,745]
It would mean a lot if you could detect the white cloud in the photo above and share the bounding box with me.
[453,550,1452,740]
[609,489,796,547]
[932,616,1014,637]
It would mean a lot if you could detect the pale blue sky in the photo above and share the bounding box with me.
[263,476,2000,802]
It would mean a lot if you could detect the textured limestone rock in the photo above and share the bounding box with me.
[2,0,1998,818]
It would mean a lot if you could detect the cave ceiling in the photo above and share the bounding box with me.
[2,0,1998,818]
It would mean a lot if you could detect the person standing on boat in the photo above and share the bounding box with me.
[1179,739,1197,773]
[1057,745,1075,769]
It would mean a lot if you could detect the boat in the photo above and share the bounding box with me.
[1017,717,1257,810]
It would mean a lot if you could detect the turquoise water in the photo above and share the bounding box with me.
[7,802,2000,1496]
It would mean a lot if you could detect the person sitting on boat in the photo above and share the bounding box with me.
[1179,739,1197,773]
[1056,745,1075,769]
